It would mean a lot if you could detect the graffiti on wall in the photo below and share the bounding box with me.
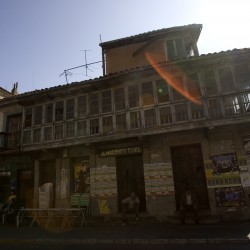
[144,163,174,196]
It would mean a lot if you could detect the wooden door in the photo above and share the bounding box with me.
[116,154,146,211]
[170,143,209,210]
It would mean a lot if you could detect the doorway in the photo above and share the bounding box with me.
[170,143,209,210]
[116,154,146,212]
[17,169,34,207]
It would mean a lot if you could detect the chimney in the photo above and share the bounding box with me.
[11,82,19,95]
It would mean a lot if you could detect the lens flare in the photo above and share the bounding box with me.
[146,52,201,105]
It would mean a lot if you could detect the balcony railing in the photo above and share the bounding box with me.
[0,132,21,151]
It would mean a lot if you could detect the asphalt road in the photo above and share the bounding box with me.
[1,243,250,250]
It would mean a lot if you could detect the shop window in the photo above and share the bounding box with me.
[44,126,52,141]
[33,128,41,143]
[159,106,172,124]
[156,79,170,103]
[186,72,201,98]
[77,120,87,136]
[114,87,125,111]
[23,130,31,144]
[90,118,99,135]
[142,81,154,106]
[191,102,204,119]
[54,124,63,140]
[24,107,32,127]
[203,70,218,96]
[207,98,222,119]
[55,101,64,122]
[66,98,75,120]
[116,113,127,132]
[128,84,140,108]
[224,96,241,116]
[66,122,75,138]
[144,108,157,127]
[34,105,43,125]
[89,92,99,115]
[130,111,141,129]
[234,63,250,90]
[45,103,53,124]
[174,103,188,122]
[218,67,235,93]
[78,95,87,117]
[102,116,113,134]
[171,76,186,101]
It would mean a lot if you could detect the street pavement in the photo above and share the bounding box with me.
[0,219,250,245]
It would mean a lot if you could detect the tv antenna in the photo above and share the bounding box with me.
[59,49,102,83]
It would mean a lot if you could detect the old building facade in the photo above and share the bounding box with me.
[1,24,250,221]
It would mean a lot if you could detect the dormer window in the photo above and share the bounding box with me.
[166,37,197,61]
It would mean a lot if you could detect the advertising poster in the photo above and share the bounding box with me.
[74,160,90,193]
[214,186,246,207]
[211,153,239,175]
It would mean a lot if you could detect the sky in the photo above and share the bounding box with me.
[0,0,250,94]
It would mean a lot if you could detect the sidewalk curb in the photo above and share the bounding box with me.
[0,238,249,245]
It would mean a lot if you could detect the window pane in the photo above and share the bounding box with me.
[45,103,53,123]
[66,122,75,138]
[156,79,170,103]
[186,73,201,98]
[55,101,64,122]
[234,63,250,90]
[159,106,172,124]
[116,114,126,132]
[191,102,204,119]
[128,84,140,108]
[90,118,99,135]
[23,130,31,144]
[24,107,32,128]
[102,116,113,134]
[144,109,156,127]
[224,96,241,116]
[175,38,185,58]
[33,128,41,143]
[241,92,250,113]
[34,106,43,125]
[78,95,87,117]
[102,90,112,113]
[175,103,188,122]
[44,126,52,141]
[204,70,218,96]
[207,99,222,118]
[130,111,141,129]
[114,88,125,111]
[171,76,185,101]
[166,40,175,60]
[54,124,63,140]
[77,120,87,136]
[142,81,154,106]
[89,93,99,115]
[66,98,75,120]
[218,67,235,93]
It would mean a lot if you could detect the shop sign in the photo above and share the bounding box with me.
[100,146,142,157]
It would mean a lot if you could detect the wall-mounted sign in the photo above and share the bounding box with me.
[100,146,142,157]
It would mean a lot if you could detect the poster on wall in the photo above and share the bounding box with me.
[211,153,239,175]
[74,161,90,193]
[214,186,246,207]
